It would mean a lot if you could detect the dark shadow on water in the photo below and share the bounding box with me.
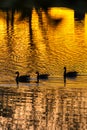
[0,90,13,118]
[6,9,15,32]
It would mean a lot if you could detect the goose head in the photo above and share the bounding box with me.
[36,71,39,74]
[64,67,66,71]
[15,71,19,76]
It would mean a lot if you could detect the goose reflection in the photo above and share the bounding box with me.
[15,71,30,86]
[36,71,49,83]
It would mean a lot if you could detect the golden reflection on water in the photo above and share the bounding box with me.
[32,8,87,75]
[0,8,87,76]
[0,7,87,129]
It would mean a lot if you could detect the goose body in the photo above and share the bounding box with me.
[36,71,49,83]
[64,67,78,79]
[15,71,30,85]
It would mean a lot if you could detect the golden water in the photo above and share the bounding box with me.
[0,8,87,82]
[0,8,87,129]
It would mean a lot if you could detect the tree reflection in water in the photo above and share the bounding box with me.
[0,0,63,48]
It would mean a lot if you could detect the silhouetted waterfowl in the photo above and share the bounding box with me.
[36,71,49,83]
[15,71,30,85]
[64,67,78,79]
[63,67,78,86]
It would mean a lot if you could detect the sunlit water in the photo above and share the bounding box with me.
[0,8,87,129]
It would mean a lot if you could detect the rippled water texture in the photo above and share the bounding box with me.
[0,8,87,82]
[0,85,87,129]
[0,8,87,129]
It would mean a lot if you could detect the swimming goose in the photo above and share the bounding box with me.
[15,71,30,85]
[36,71,49,83]
[64,67,78,79]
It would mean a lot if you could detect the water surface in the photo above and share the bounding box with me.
[0,8,87,129]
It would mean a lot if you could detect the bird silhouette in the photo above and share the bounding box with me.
[64,67,78,78]
[63,67,78,86]
[15,71,30,86]
[36,71,49,83]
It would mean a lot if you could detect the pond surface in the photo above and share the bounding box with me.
[0,8,87,129]
[0,80,87,130]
